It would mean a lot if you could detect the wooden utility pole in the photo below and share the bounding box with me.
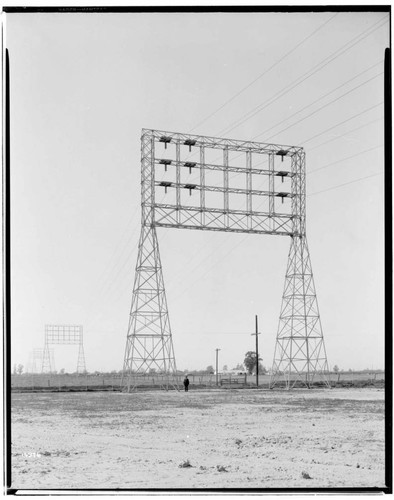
[251,315,261,387]
[215,348,221,386]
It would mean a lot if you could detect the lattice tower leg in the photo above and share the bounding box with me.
[122,225,177,391]
[50,350,56,373]
[42,344,52,373]
[270,236,330,389]
[30,354,36,374]
[77,343,86,373]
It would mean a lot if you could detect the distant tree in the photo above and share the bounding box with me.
[234,363,245,371]
[244,352,257,375]
[59,368,65,374]
[206,365,214,374]
[13,364,17,375]
[244,352,265,375]
[16,364,24,375]
[222,365,228,372]
[333,365,339,373]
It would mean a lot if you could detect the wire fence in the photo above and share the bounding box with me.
[10,370,385,392]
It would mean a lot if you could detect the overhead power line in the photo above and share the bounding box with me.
[254,115,383,169]
[309,144,383,175]
[205,94,384,174]
[308,172,382,197]
[188,13,339,134]
[219,16,387,137]
[302,101,383,145]
[177,100,384,212]
[251,61,382,143]
[262,72,383,143]
[307,116,383,152]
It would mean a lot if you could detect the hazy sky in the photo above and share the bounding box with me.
[6,9,388,373]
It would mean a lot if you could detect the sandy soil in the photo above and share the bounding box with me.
[10,387,386,490]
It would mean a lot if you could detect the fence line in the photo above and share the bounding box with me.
[11,371,385,391]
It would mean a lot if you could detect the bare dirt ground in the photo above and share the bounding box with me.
[10,387,385,490]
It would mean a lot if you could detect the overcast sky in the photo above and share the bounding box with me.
[6,9,388,373]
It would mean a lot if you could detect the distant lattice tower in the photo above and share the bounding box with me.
[42,325,86,373]
[123,129,330,390]
[31,348,55,373]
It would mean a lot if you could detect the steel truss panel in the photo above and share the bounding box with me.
[42,324,86,373]
[122,128,330,390]
[145,128,303,155]
[143,128,303,237]
[154,204,295,235]
[155,180,294,198]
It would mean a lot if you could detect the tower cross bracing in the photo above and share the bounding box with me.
[123,128,330,390]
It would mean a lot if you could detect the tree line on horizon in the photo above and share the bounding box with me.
[13,352,384,377]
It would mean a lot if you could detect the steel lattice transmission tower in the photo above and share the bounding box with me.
[123,224,176,375]
[270,235,329,388]
[269,149,330,388]
[122,128,330,390]
[122,134,177,385]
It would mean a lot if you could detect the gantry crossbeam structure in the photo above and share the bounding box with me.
[42,324,86,373]
[147,129,303,237]
[122,128,330,390]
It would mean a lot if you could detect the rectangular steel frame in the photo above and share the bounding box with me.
[142,128,305,237]
[42,324,86,373]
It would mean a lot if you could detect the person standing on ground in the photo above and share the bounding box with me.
[183,375,190,392]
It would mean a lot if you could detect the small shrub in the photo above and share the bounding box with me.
[179,459,192,468]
